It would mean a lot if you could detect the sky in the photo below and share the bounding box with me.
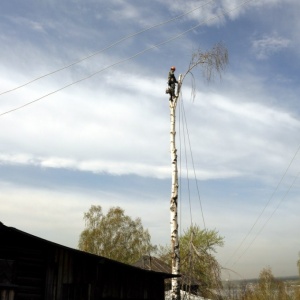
[1,0,300,281]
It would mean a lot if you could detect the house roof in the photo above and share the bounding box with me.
[133,255,172,274]
[0,222,176,279]
[133,255,201,285]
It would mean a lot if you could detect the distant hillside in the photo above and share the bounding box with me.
[223,275,299,285]
[276,275,300,282]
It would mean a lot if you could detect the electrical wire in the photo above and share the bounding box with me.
[178,85,224,296]
[0,0,217,96]
[179,97,194,227]
[180,91,207,230]
[178,76,300,282]
[178,93,183,237]
[225,143,300,268]
[231,170,300,268]
[0,0,255,117]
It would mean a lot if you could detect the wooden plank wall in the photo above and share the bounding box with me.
[0,225,166,300]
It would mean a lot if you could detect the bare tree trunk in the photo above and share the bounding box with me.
[168,43,228,300]
[170,74,182,300]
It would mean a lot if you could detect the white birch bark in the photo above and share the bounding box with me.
[167,44,227,300]
[170,74,182,300]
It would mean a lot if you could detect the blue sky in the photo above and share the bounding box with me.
[1,0,300,280]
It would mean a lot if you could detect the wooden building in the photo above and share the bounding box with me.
[133,256,200,295]
[0,222,175,300]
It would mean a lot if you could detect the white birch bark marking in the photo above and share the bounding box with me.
[170,75,182,300]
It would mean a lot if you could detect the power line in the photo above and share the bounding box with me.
[225,143,300,267]
[178,90,183,236]
[179,92,207,230]
[181,91,207,230]
[180,95,194,227]
[0,0,216,96]
[0,0,255,117]
[231,171,300,268]
[178,93,224,295]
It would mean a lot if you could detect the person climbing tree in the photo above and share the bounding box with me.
[167,66,178,101]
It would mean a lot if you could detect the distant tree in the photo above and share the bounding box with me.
[78,205,157,264]
[297,253,300,278]
[294,286,300,300]
[277,280,289,300]
[158,224,224,299]
[241,266,290,300]
[258,266,277,300]
[224,266,300,300]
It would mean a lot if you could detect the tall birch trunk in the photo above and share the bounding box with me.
[167,44,227,300]
[170,74,182,300]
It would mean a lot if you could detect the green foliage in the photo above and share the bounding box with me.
[297,257,300,278]
[257,266,277,299]
[78,205,157,264]
[158,224,224,299]
[224,267,299,300]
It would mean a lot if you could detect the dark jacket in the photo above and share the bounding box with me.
[168,70,178,86]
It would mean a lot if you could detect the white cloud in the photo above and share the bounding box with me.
[155,0,275,26]
[0,183,88,248]
[6,15,46,33]
[0,179,171,248]
[1,0,300,281]
[252,33,291,60]
[1,63,299,185]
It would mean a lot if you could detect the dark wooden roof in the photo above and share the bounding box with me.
[133,255,200,286]
[0,222,175,279]
[133,255,171,274]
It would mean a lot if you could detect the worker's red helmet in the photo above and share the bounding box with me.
[171,66,176,70]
